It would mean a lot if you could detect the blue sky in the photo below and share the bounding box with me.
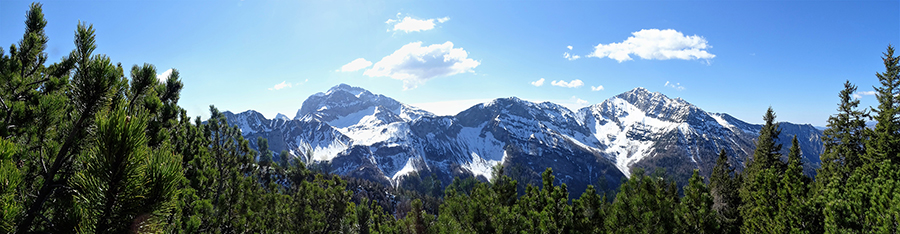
[1,0,897,126]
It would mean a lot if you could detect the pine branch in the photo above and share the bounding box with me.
[16,98,94,233]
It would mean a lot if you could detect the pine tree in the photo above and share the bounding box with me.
[0,139,20,233]
[606,168,679,233]
[710,149,741,234]
[573,185,606,234]
[257,137,273,167]
[739,107,785,233]
[71,105,182,233]
[278,149,291,168]
[677,170,719,233]
[16,20,121,233]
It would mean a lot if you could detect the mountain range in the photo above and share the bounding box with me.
[221,84,824,195]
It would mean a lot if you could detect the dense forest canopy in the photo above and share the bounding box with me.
[1,3,899,234]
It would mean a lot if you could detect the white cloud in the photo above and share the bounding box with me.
[338,58,372,72]
[853,90,877,99]
[553,96,591,111]
[156,68,173,82]
[551,79,584,88]
[563,46,580,60]
[268,81,292,90]
[575,97,589,105]
[364,41,480,90]
[386,14,450,33]
[588,29,715,62]
[665,81,685,91]
[591,85,604,91]
[531,78,546,87]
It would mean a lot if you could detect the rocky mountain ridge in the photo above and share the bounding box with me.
[222,84,824,194]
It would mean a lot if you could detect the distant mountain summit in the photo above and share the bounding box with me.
[222,84,824,194]
[579,87,821,181]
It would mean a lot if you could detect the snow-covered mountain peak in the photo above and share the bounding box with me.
[275,113,290,121]
[326,83,372,97]
[296,84,434,121]
[610,87,701,123]
[461,97,579,124]
[221,110,272,135]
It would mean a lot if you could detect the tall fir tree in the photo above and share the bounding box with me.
[774,136,815,233]
[816,81,868,233]
[817,81,867,187]
[739,107,785,233]
[710,149,742,234]
[863,45,900,165]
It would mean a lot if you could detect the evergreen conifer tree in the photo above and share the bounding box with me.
[739,107,785,233]
[710,149,742,234]
[774,136,814,233]
[864,45,900,164]
[677,170,719,233]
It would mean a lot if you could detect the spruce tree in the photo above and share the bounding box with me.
[863,45,900,165]
[710,149,741,234]
[739,107,785,233]
[817,81,867,187]
[774,136,814,233]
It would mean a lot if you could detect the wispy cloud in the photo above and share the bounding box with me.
[591,85,604,91]
[338,58,373,72]
[156,68,173,82]
[268,81,293,90]
[386,14,450,33]
[551,79,584,88]
[588,29,715,63]
[853,90,877,99]
[574,96,589,105]
[554,96,590,111]
[364,41,479,90]
[665,81,685,91]
[564,46,580,61]
[531,78,546,87]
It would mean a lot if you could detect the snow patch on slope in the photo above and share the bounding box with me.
[392,157,418,181]
[464,152,502,181]
[592,97,681,177]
